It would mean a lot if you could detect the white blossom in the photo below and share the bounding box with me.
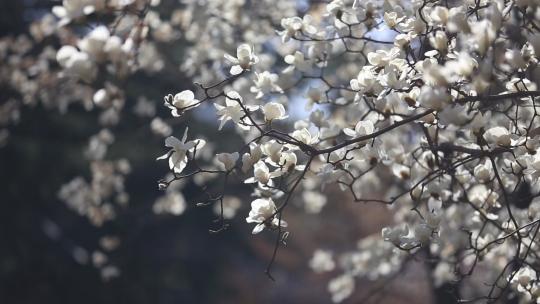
[246,197,286,234]
[156,128,205,174]
[484,127,511,147]
[244,161,281,185]
[52,0,106,25]
[213,196,241,219]
[251,72,283,99]
[343,120,374,138]
[165,90,200,116]
[309,249,335,273]
[216,152,239,171]
[418,86,450,110]
[214,91,255,130]
[279,15,317,43]
[284,51,312,73]
[224,44,259,75]
[262,102,287,121]
[383,12,404,28]
[241,144,262,173]
[153,191,186,215]
[56,45,96,81]
[328,274,354,303]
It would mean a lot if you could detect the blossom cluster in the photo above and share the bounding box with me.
[153,0,540,302]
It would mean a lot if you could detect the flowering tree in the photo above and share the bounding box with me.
[5,0,540,302]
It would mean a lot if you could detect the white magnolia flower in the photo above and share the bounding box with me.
[343,120,374,137]
[284,51,312,73]
[153,191,186,215]
[305,86,328,109]
[241,144,262,173]
[165,90,200,116]
[382,224,410,246]
[261,141,283,164]
[278,151,298,172]
[468,185,500,207]
[292,128,317,145]
[418,86,450,110]
[56,45,96,81]
[484,127,511,147]
[150,118,172,137]
[262,102,288,121]
[279,15,317,42]
[326,0,345,16]
[474,160,494,182]
[246,197,286,234]
[422,62,449,87]
[328,274,354,303]
[309,41,333,59]
[303,191,327,214]
[524,153,540,178]
[383,12,404,28]
[250,72,283,99]
[433,262,457,287]
[317,163,345,186]
[52,0,106,25]
[214,91,255,130]
[350,67,381,94]
[506,77,537,92]
[429,31,448,52]
[224,44,259,75]
[173,90,199,109]
[430,6,449,25]
[216,152,239,171]
[470,20,497,55]
[445,52,477,77]
[438,104,471,126]
[394,33,413,48]
[157,128,206,174]
[309,109,329,128]
[392,163,410,180]
[103,36,124,61]
[367,48,400,67]
[244,161,282,185]
[447,6,469,33]
[78,26,110,61]
[512,266,536,290]
[93,89,108,107]
[57,45,78,67]
[309,249,335,273]
[213,196,241,219]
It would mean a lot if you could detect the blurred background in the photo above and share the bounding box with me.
[0,1,441,303]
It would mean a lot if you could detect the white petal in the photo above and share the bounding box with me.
[343,128,356,137]
[165,136,181,148]
[224,53,238,64]
[244,177,257,184]
[181,128,189,143]
[284,55,295,64]
[230,65,243,75]
[177,90,195,101]
[156,151,170,161]
[252,223,265,234]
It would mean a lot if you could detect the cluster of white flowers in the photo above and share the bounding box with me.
[157,128,206,174]
[58,159,130,227]
[155,0,540,301]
